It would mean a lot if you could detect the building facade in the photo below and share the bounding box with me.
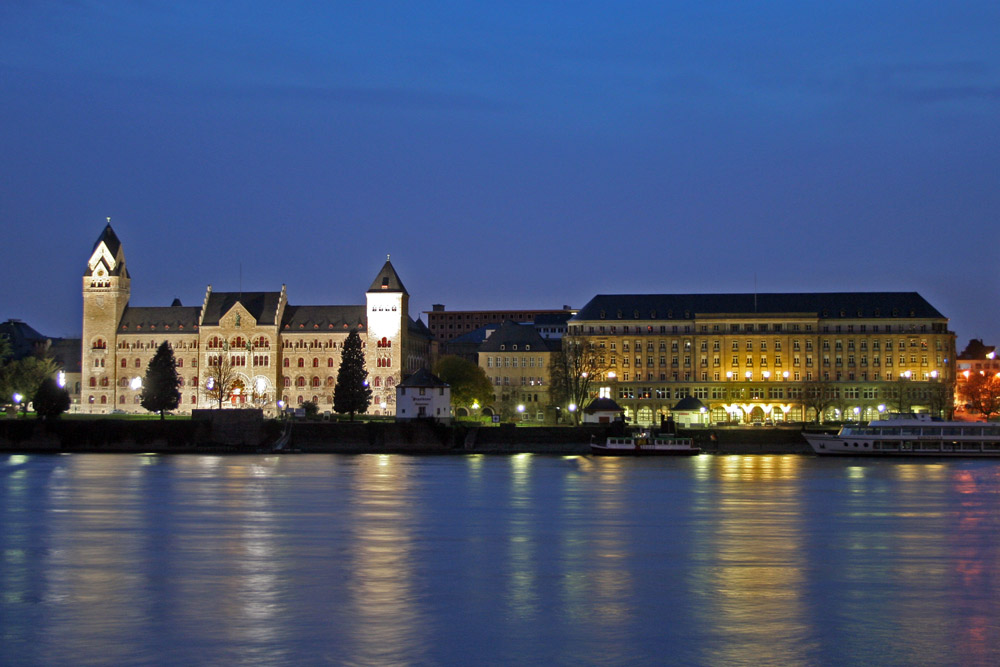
[81,225,431,415]
[477,320,560,422]
[567,292,957,426]
[425,304,575,342]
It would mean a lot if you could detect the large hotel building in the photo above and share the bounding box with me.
[567,293,956,425]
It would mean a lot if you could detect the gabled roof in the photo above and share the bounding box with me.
[0,319,48,359]
[450,323,502,345]
[281,305,366,332]
[92,223,122,257]
[399,368,449,388]
[201,292,283,327]
[673,396,708,412]
[119,305,201,332]
[584,397,624,413]
[408,316,434,340]
[88,223,129,278]
[368,260,408,294]
[573,292,945,321]
[479,320,558,353]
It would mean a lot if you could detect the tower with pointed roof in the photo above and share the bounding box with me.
[82,222,131,409]
[365,258,409,413]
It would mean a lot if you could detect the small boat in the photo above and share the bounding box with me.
[804,413,1000,457]
[591,431,701,456]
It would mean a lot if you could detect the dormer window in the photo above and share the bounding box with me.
[512,345,517,350]
[500,344,505,350]
[525,345,530,351]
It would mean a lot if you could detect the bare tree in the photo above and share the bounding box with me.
[549,338,611,425]
[802,381,835,424]
[202,354,240,409]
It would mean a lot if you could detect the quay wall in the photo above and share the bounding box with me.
[1,418,821,455]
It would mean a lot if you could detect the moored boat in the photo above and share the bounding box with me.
[591,431,701,456]
[804,413,1000,456]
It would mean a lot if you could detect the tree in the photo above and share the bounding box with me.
[333,329,371,421]
[433,355,494,411]
[203,353,240,409]
[549,338,610,424]
[141,341,181,419]
[802,381,835,424]
[958,372,1000,421]
[302,400,319,419]
[887,376,916,414]
[32,377,71,420]
[1,356,59,414]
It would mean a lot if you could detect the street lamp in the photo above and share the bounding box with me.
[762,371,771,381]
[782,371,789,380]
[745,371,752,380]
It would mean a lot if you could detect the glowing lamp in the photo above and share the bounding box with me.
[130,377,142,390]
[13,393,23,404]
[57,371,66,388]
[568,403,577,412]
[517,404,525,413]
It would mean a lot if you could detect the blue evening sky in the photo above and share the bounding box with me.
[2,2,998,345]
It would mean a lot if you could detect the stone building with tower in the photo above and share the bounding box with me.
[81,224,432,415]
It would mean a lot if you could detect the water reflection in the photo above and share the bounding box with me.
[692,455,816,665]
[3,454,1000,665]
[343,455,426,665]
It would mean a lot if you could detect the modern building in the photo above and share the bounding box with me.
[425,304,575,342]
[81,224,432,415]
[396,368,451,422]
[567,292,956,426]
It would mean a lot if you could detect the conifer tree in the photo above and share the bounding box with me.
[333,329,372,421]
[141,341,181,419]
[32,376,71,420]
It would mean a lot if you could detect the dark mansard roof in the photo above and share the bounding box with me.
[478,320,560,353]
[573,292,945,321]
[118,305,201,332]
[281,305,367,332]
[399,368,448,388]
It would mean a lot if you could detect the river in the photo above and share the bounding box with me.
[2,453,999,665]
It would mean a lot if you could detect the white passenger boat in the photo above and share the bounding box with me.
[591,431,701,456]
[804,413,1000,456]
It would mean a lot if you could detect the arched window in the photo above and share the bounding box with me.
[177,358,183,368]
[89,377,96,387]
[328,358,334,367]
[283,358,290,367]
[89,396,95,404]
[326,376,335,387]
[311,377,320,387]
[191,395,197,404]
[373,377,381,387]
[121,358,127,368]
[100,377,109,387]
[100,396,107,404]
[119,395,126,403]
[283,377,290,387]
[93,339,106,350]
[312,395,318,403]
[297,396,303,405]
[386,377,395,387]
[298,358,304,367]
[313,358,319,367]
[296,377,305,387]
[135,358,141,368]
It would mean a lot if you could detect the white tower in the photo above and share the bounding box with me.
[365,257,408,414]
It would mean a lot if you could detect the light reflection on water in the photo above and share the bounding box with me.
[3,453,1000,665]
